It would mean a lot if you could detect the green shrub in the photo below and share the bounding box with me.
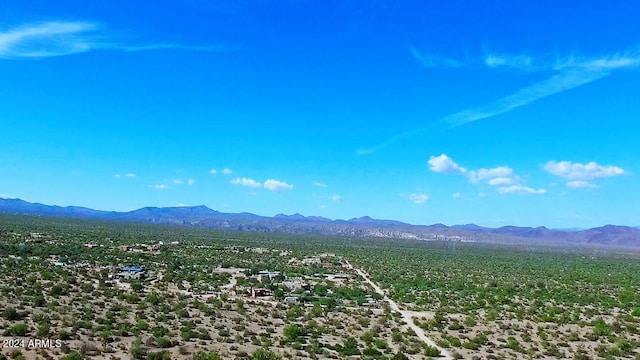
[155,335,173,348]
[9,323,29,336]
[423,344,441,357]
[60,352,83,360]
[252,348,282,360]
[192,350,222,360]
[148,351,172,360]
[130,337,145,359]
[2,307,21,321]
[462,341,480,350]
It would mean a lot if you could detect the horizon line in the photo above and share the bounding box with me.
[0,196,634,230]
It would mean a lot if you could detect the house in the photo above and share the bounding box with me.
[122,266,145,272]
[282,278,305,291]
[283,296,299,303]
[257,270,281,281]
[118,245,129,252]
[325,273,351,280]
[319,253,336,258]
[250,288,272,297]
[116,266,147,280]
[251,248,269,254]
[361,295,379,307]
[302,257,321,266]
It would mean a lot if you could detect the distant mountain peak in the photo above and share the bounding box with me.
[452,223,484,230]
[1,197,639,249]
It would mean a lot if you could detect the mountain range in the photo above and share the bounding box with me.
[1,197,639,249]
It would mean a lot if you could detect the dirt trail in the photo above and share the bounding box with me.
[345,260,452,359]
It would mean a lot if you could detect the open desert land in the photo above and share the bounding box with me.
[1,215,640,359]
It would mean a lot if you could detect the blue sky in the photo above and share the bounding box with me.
[1,1,639,228]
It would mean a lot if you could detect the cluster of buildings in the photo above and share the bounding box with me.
[116,241,179,253]
[109,266,149,281]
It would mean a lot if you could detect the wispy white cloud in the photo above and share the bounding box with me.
[409,193,429,204]
[231,177,261,188]
[443,69,609,129]
[116,173,135,179]
[485,53,537,70]
[209,169,218,174]
[172,178,195,185]
[359,47,640,154]
[222,168,233,175]
[263,179,293,191]
[151,184,168,190]
[452,192,461,199]
[118,43,233,52]
[312,181,328,188]
[487,177,514,186]
[428,154,467,174]
[567,180,598,189]
[0,21,98,59]
[429,154,545,195]
[0,21,233,59]
[497,185,547,195]
[331,195,342,202]
[229,176,293,191]
[410,46,464,68]
[544,160,625,180]
[446,49,640,130]
[544,160,625,189]
[469,166,514,183]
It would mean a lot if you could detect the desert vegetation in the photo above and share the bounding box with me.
[348,243,640,359]
[1,214,639,359]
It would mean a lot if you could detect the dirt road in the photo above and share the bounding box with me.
[345,260,452,359]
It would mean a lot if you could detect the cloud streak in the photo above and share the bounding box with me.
[358,47,640,154]
[410,46,464,68]
[0,21,233,59]
[442,69,609,129]
[115,173,136,179]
